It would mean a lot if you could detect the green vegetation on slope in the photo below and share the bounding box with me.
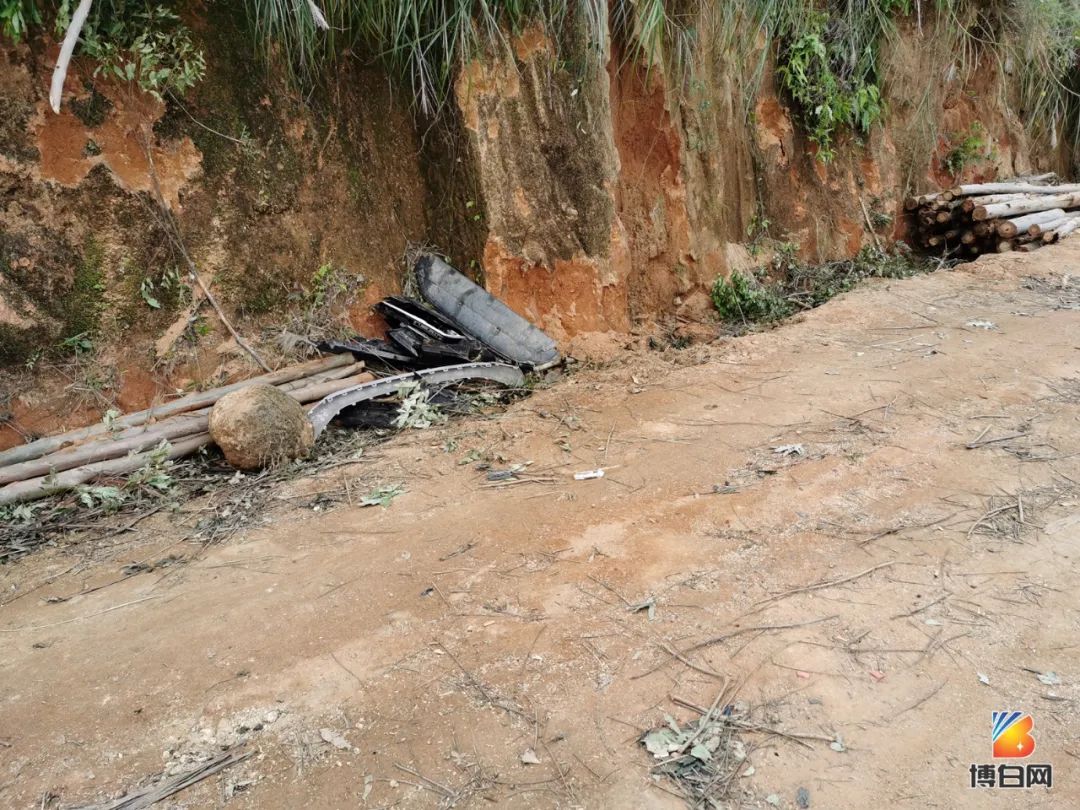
[2,2,1078,159]
[712,245,934,327]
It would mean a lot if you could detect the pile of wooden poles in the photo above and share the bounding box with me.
[906,178,1080,257]
[0,354,371,507]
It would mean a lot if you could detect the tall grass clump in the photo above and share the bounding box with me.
[244,0,603,115]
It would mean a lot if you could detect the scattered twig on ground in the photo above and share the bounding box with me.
[76,746,251,810]
[892,680,948,719]
[655,641,726,681]
[966,430,1028,449]
[857,513,959,547]
[439,541,477,561]
[754,563,894,607]
[393,763,455,799]
[0,595,159,633]
[435,641,532,723]
[521,625,546,675]
[632,615,839,680]
[891,593,949,619]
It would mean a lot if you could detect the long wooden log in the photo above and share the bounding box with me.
[961,193,1032,214]
[911,177,1057,212]
[973,193,1080,221]
[1035,212,1080,235]
[953,183,1080,197]
[997,208,1067,239]
[0,354,353,468]
[928,231,961,247]
[1056,218,1080,239]
[0,372,374,486]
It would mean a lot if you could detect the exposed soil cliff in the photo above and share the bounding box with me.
[0,8,1065,448]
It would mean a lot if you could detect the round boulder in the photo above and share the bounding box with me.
[209,384,314,470]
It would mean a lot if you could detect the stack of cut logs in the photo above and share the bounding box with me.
[0,354,371,506]
[906,179,1080,257]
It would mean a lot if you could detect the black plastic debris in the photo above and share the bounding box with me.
[414,254,561,370]
[332,400,399,430]
[374,296,466,342]
[387,326,424,357]
[308,362,525,437]
[310,256,557,437]
[318,338,416,366]
[334,388,464,430]
[324,255,558,374]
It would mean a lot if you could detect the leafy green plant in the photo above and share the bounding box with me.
[59,331,94,355]
[713,246,932,326]
[0,0,39,42]
[134,266,184,315]
[746,211,773,256]
[781,245,930,307]
[360,483,405,507]
[139,276,161,309]
[76,484,126,511]
[244,0,705,115]
[0,500,43,524]
[308,262,349,310]
[394,382,445,429]
[280,262,363,349]
[711,270,792,323]
[774,11,887,161]
[101,407,121,430]
[66,3,205,100]
[944,122,988,176]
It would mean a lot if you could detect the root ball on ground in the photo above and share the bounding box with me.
[209,384,314,470]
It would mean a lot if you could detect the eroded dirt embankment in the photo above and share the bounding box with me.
[1,245,1078,808]
[1,8,1057,451]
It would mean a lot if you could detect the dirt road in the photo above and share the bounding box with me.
[3,247,1079,809]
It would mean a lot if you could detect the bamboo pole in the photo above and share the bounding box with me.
[0,434,211,507]
[0,416,209,487]
[0,372,373,486]
[65,361,364,453]
[0,354,353,467]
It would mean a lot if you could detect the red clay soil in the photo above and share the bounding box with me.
[2,245,1079,808]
